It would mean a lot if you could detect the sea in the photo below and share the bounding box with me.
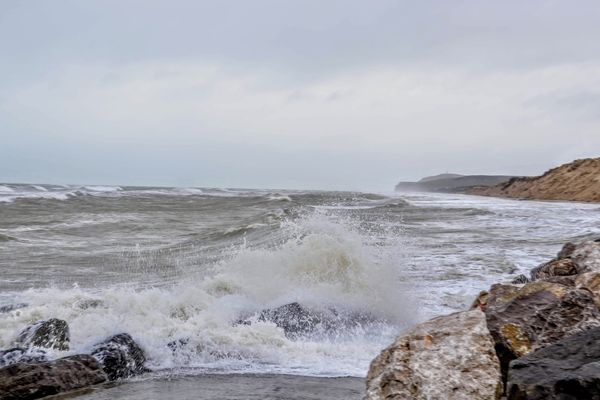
[0,183,598,399]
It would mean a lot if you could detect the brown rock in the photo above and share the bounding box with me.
[0,355,107,400]
[365,309,502,400]
[576,271,600,309]
[484,280,600,383]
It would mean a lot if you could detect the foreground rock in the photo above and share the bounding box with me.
[15,318,70,351]
[482,281,600,380]
[365,309,502,400]
[0,355,107,400]
[91,333,148,380]
[507,326,600,399]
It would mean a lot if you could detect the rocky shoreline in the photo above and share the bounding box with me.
[366,238,600,399]
[0,318,148,400]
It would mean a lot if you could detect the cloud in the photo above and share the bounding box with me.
[1,1,600,189]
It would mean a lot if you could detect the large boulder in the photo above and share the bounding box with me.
[484,281,600,381]
[91,333,148,380]
[0,354,107,400]
[0,347,47,367]
[365,309,502,400]
[15,318,70,351]
[531,240,600,280]
[507,326,600,400]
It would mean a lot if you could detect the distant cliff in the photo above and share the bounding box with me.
[471,158,600,202]
[395,174,517,193]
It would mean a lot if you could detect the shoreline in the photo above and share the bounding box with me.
[59,373,365,400]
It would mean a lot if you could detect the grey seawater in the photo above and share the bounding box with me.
[63,374,364,400]
[1,183,599,399]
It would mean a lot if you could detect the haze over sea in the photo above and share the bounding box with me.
[1,183,598,398]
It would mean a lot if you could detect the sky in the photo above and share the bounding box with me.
[1,0,600,191]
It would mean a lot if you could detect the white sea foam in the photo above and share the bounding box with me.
[0,214,411,377]
[83,185,123,192]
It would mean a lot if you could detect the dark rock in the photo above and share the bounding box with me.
[530,258,578,280]
[531,240,600,281]
[16,318,70,351]
[507,327,600,400]
[91,333,148,380]
[0,354,107,400]
[0,347,47,367]
[75,299,104,310]
[557,242,577,259]
[484,281,600,383]
[511,274,530,284]
[257,303,324,338]
[237,302,381,339]
[0,303,27,314]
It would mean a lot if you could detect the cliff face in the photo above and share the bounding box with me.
[396,174,517,193]
[472,158,600,203]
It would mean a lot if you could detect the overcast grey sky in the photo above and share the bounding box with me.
[1,0,600,191]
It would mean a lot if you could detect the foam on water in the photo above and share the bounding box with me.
[0,213,411,377]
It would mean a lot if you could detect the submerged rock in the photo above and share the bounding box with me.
[0,303,27,314]
[238,302,381,339]
[0,347,47,367]
[0,354,107,400]
[91,333,148,380]
[365,309,502,400]
[507,326,600,400]
[484,280,600,382]
[15,318,70,351]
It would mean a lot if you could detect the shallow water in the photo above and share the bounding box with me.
[59,373,364,400]
[0,184,599,397]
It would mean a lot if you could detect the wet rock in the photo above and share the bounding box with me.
[256,303,325,337]
[576,271,600,308]
[238,302,381,339]
[530,258,577,280]
[91,333,149,380]
[0,347,47,367]
[75,299,104,310]
[511,274,530,284]
[365,309,502,400]
[16,318,70,351]
[507,326,600,400]
[0,354,107,400]
[0,303,27,314]
[484,280,600,382]
[531,240,600,281]
[571,240,600,272]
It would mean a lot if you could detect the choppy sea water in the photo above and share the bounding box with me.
[0,184,599,398]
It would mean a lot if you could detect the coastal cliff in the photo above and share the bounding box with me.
[395,174,517,193]
[471,158,600,203]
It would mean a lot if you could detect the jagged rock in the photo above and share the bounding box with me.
[255,303,324,337]
[507,326,600,400]
[15,318,70,351]
[531,240,600,280]
[576,271,600,308]
[484,280,600,382]
[571,240,600,272]
[91,333,148,380]
[530,258,577,280]
[365,309,502,400]
[238,302,380,339]
[0,303,27,314]
[0,354,107,400]
[0,347,47,367]
[511,274,530,284]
